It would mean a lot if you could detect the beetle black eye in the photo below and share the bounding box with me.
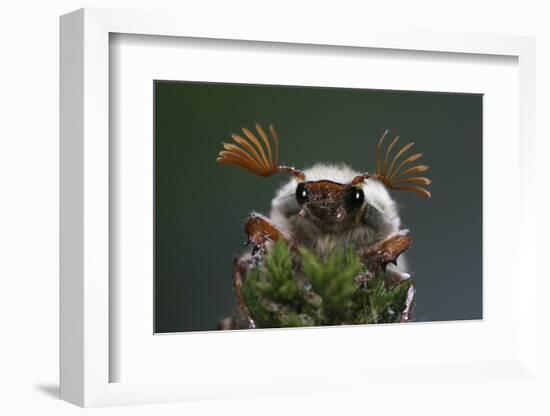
[345,188,365,211]
[296,183,309,205]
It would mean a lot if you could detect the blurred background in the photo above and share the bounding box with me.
[154,81,482,332]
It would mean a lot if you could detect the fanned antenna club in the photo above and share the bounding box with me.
[375,129,432,198]
[217,123,305,180]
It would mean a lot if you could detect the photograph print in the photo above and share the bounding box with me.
[154,81,482,333]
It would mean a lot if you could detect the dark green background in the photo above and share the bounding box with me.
[154,81,482,333]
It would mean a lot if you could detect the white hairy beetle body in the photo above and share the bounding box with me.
[269,163,410,278]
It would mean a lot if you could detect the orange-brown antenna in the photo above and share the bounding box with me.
[372,130,432,199]
[217,123,305,180]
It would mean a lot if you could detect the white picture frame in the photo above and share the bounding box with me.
[60,7,538,408]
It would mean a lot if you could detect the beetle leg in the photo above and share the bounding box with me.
[357,230,416,322]
[244,212,289,257]
[400,283,416,323]
[220,213,291,330]
[230,256,257,329]
[358,229,412,271]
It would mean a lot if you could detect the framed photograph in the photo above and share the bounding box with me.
[60,8,538,407]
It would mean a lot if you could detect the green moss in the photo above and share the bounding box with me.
[241,240,412,328]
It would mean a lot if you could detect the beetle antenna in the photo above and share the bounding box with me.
[372,130,432,199]
[217,123,305,180]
